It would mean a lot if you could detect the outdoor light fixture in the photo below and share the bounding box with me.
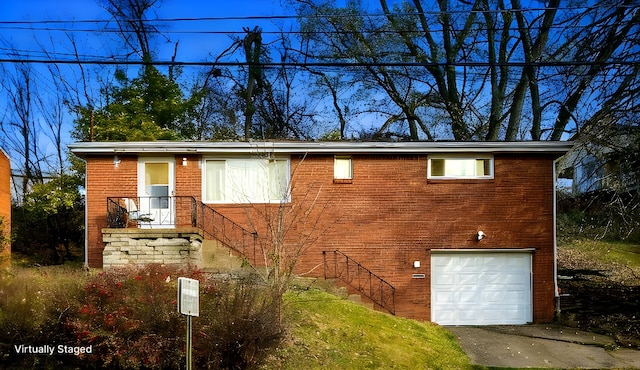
[113,155,121,168]
[413,261,421,268]
[182,157,188,166]
[477,230,485,241]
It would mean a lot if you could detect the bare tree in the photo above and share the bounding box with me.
[242,156,334,321]
[290,0,639,142]
[0,63,45,202]
[99,0,160,63]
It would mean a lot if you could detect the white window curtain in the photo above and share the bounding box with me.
[205,159,289,203]
[269,160,289,201]
[205,160,225,201]
[334,157,352,179]
[445,159,475,177]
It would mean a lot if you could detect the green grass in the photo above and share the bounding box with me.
[261,288,473,369]
[560,238,640,267]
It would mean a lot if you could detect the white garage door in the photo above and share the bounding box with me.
[431,252,532,325]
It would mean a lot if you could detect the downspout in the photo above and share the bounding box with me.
[553,158,560,315]
[81,157,89,270]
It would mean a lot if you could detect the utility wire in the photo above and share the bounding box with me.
[0,4,636,24]
[0,58,637,68]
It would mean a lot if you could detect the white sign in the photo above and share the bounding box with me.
[177,277,199,317]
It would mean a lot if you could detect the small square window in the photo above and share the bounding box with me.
[334,156,353,180]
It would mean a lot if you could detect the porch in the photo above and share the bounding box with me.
[104,196,258,271]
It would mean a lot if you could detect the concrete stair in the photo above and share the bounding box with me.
[321,278,375,310]
[200,239,253,277]
[200,241,376,311]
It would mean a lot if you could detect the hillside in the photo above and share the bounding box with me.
[557,239,640,348]
[261,288,472,369]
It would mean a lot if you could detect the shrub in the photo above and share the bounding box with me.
[67,265,283,369]
[194,275,283,369]
[557,190,640,242]
[67,264,193,368]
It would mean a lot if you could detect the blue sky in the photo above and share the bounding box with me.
[0,0,300,176]
[1,0,292,63]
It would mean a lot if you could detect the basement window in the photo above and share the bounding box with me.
[428,155,493,179]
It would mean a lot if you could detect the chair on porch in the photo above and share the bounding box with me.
[122,198,154,227]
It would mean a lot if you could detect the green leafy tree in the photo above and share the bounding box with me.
[12,174,84,264]
[72,66,189,141]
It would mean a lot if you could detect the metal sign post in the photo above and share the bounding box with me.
[178,277,199,370]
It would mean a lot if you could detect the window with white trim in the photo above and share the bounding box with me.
[334,156,353,180]
[428,155,494,179]
[204,158,290,203]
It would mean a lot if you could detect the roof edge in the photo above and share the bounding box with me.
[69,140,573,156]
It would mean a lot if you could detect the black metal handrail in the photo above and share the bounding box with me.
[323,250,396,315]
[193,201,258,263]
[106,196,197,228]
[106,196,257,262]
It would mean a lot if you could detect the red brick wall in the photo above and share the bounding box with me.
[0,150,10,266]
[85,152,558,322]
[85,155,138,267]
[205,153,557,322]
[174,155,201,198]
[243,154,547,321]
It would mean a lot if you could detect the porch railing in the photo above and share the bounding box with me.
[323,250,396,315]
[106,196,197,229]
[192,201,258,263]
[106,196,257,262]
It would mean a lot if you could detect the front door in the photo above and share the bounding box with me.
[138,157,175,228]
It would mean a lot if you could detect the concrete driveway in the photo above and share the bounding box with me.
[446,325,640,369]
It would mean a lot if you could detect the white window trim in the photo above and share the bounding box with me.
[202,157,291,204]
[334,155,353,180]
[427,154,494,179]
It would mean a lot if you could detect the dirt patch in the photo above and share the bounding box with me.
[557,244,640,349]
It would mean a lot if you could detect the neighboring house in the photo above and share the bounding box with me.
[560,126,639,195]
[70,140,572,325]
[0,148,10,266]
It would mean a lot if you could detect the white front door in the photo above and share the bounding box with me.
[138,157,175,228]
[431,252,533,325]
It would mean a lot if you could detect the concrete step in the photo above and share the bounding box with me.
[200,239,252,276]
[348,293,374,310]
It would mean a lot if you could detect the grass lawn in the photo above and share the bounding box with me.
[558,238,640,280]
[261,288,473,369]
[557,238,640,348]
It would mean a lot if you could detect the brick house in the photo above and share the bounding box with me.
[70,140,572,325]
[0,147,10,266]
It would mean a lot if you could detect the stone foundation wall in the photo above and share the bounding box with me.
[102,228,203,268]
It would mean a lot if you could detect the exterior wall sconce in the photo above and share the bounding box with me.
[477,230,485,241]
[413,260,421,268]
[182,157,188,166]
[113,155,121,168]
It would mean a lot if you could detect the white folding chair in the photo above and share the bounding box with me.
[122,198,154,227]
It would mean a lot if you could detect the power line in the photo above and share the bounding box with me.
[0,21,610,35]
[0,58,637,68]
[0,4,636,25]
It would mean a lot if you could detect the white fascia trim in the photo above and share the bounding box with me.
[69,141,573,156]
[430,248,536,253]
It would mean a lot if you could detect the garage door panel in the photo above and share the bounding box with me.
[433,291,455,303]
[433,273,455,285]
[431,252,532,325]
